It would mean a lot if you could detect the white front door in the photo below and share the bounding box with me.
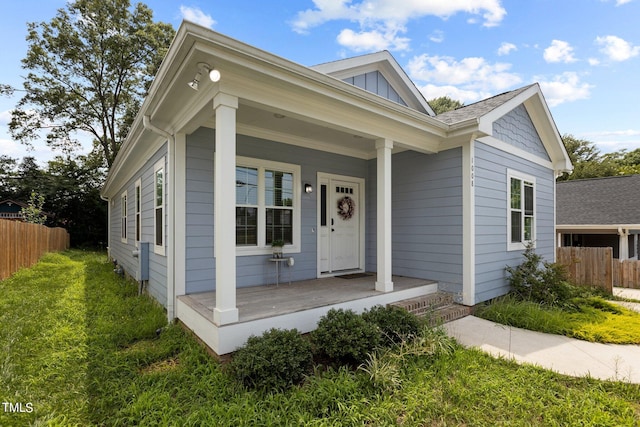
[318,174,363,274]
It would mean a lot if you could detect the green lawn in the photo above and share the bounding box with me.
[1,250,639,426]
[476,294,640,345]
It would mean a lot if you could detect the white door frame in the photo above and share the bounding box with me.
[316,172,366,277]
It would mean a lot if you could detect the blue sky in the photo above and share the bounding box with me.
[1,0,639,163]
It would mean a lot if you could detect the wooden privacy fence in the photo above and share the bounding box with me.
[556,247,613,294]
[613,260,640,289]
[0,219,70,281]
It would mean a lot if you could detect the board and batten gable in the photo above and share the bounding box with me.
[108,145,168,306]
[342,71,408,107]
[184,127,369,294]
[366,148,464,293]
[471,103,557,302]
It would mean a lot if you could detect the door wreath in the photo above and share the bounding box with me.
[337,196,355,220]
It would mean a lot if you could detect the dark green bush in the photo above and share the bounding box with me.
[312,308,380,365]
[229,328,312,391]
[362,305,421,346]
[506,244,574,307]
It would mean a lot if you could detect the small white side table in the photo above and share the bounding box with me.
[268,258,291,286]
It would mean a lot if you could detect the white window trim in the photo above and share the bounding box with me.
[120,191,128,243]
[154,158,166,256]
[134,178,142,248]
[507,169,536,251]
[235,156,301,256]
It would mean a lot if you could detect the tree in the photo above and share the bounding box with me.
[8,0,175,168]
[39,155,107,246]
[22,191,46,224]
[428,96,464,115]
[0,155,107,246]
[558,134,620,181]
[0,155,18,199]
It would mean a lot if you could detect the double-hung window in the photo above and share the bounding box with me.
[135,178,141,245]
[235,157,300,255]
[154,158,165,255]
[120,191,127,243]
[508,169,535,250]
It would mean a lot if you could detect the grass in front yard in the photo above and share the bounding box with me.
[1,250,639,426]
[477,294,640,344]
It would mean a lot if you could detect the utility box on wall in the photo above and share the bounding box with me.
[132,241,150,281]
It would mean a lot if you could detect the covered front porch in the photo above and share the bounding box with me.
[176,275,437,355]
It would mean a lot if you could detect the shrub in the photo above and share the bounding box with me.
[506,244,574,307]
[312,309,380,365]
[229,328,312,391]
[361,305,421,346]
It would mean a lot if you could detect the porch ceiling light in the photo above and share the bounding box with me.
[187,62,221,91]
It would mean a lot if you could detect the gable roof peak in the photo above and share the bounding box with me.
[435,83,538,124]
[311,50,435,116]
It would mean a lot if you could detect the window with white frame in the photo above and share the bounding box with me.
[235,157,300,254]
[120,191,127,242]
[154,158,165,255]
[135,178,141,245]
[507,169,535,250]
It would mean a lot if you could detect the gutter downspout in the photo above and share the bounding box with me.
[143,115,176,321]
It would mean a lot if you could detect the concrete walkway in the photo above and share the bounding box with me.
[613,287,640,313]
[444,288,640,384]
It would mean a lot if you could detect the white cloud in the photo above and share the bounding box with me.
[292,0,506,51]
[417,83,489,104]
[543,40,577,63]
[0,110,11,126]
[588,57,601,66]
[497,42,517,56]
[407,54,522,98]
[595,35,640,61]
[536,72,593,107]
[337,27,410,51]
[180,6,216,29]
[429,30,445,43]
[600,0,633,5]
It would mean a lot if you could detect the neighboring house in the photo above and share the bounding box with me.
[101,22,572,355]
[557,175,640,260]
[0,200,27,221]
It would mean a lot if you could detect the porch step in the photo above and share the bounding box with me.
[391,292,471,326]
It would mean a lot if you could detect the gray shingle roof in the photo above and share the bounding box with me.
[435,84,536,124]
[556,175,640,225]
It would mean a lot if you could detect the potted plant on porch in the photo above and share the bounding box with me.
[271,239,285,259]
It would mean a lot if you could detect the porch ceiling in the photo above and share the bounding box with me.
[196,101,387,159]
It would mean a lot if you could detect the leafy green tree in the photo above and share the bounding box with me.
[0,155,106,246]
[428,96,464,115]
[7,0,175,167]
[0,155,18,199]
[44,156,107,247]
[22,191,46,224]
[558,134,620,180]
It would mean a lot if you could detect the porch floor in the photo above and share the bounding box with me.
[178,274,437,323]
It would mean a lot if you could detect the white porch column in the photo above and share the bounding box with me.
[375,139,393,292]
[618,227,629,261]
[213,93,239,325]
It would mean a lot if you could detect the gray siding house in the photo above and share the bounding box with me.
[557,175,640,260]
[101,22,572,355]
